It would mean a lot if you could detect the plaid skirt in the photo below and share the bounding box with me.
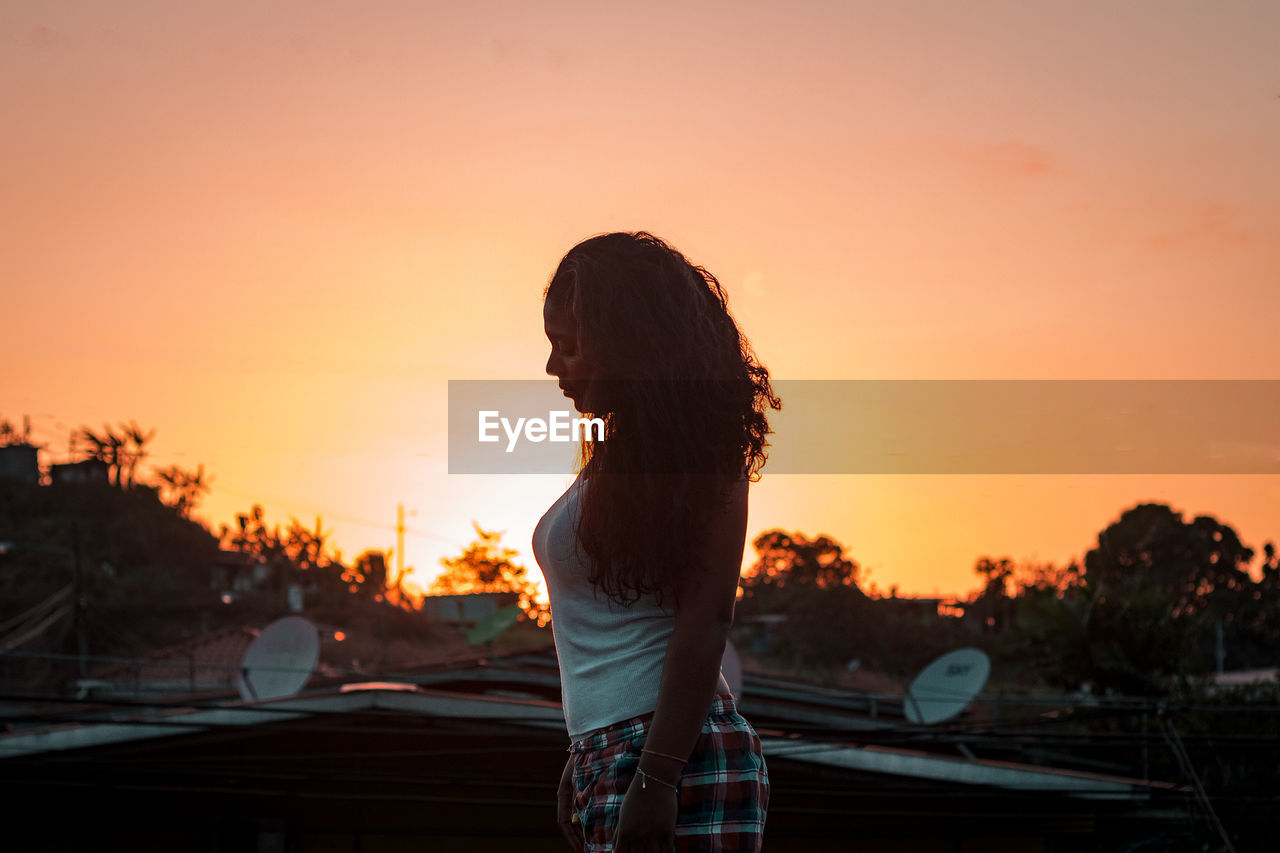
[567,693,769,852]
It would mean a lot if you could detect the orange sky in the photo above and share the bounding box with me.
[4,1,1279,599]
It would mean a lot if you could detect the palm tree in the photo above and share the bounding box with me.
[152,463,213,517]
[118,420,156,489]
[74,425,125,486]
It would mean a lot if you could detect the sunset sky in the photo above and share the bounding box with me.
[5,1,1279,600]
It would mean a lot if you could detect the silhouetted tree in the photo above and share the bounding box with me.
[741,529,862,593]
[432,524,549,625]
[1215,537,1280,671]
[733,530,970,676]
[74,425,126,486]
[72,420,155,489]
[0,415,33,445]
[963,556,1018,634]
[1018,502,1271,695]
[220,505,285,565]
[283,515,337,574]
[1087,503,1253,619]
[151,463,212,518]
[217,506,410,608]
[219,505,317,591]
[343,549,390,600]
[117,420,155,490]
[1013,558,1083,596]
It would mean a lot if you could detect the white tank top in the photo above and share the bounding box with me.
[532,472,729,741]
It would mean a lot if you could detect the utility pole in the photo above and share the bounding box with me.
[70,521,87,681]
[396,504,405,589]
[1215,617,1225,674]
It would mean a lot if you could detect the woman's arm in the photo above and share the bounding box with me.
[640,474,747,768]
[612,475,749,849]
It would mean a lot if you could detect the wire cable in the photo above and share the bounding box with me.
[1158,714,1238,853]
[0,586,73,635]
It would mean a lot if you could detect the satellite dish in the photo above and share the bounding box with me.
[904,647,990,724]
[466,604,523,646]
[721,639,743,698]
[236,616,319,702]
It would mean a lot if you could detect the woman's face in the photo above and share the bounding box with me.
[543,298,595,413]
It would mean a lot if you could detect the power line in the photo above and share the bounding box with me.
[2,421,464,549]
[208,484,461,546]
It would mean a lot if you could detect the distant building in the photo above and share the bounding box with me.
[0,443,40,484]
[212,549,277,599]
[420,591,520,624]
[81,624,259,699]
[1212,667,1280,688]
[878,594,946,620]
[738,613,788,655]
[49,458,110,485]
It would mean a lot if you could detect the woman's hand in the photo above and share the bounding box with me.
[557,756,585,852]
[612,773,679,852]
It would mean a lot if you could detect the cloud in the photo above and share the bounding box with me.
[488,36,573,69]
[972,141,1061,179]
[903,139,1065,185]
[1149,202,1275,250]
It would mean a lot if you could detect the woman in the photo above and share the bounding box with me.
[532,231,780,852]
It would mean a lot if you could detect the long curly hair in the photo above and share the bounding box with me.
[543,231,781,610]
